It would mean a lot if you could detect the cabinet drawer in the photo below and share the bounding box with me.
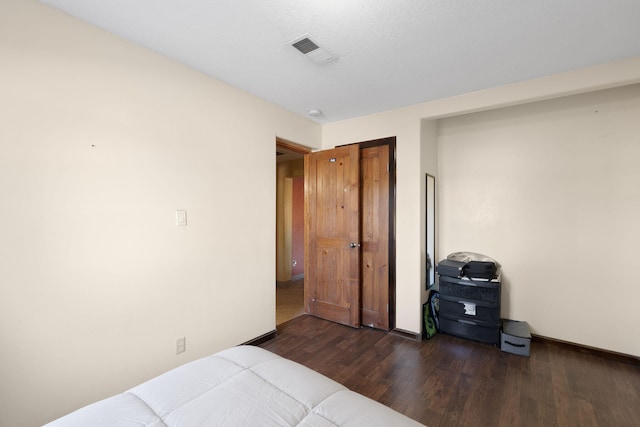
[439,296,500,324]
[439,313,500,345]
[439,278,500,304]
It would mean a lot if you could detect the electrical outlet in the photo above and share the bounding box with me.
[176,337,186,354]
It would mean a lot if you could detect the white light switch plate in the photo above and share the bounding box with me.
[176,337,186,354]
[176,210,187,226]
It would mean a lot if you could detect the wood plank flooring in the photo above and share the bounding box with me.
[259,315,640,427]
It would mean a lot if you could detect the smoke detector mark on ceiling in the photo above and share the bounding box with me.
[289,34,338,64]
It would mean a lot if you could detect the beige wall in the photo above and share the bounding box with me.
[437,84,640,356]
[324,57,640,340]
[0,1,320,426]
[420,120,439,304]
[3,1,640,425]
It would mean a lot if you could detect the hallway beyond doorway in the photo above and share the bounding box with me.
[276,279,304,325]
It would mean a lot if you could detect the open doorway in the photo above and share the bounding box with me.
[275,137,396,330]
[275,138,310,325]
[304,137,396,330]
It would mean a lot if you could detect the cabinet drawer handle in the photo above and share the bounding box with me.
[504,340,526,348]
[457,319,477,326]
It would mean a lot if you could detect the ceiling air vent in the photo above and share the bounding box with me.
[292,38,319,55]
[289,34,338,64]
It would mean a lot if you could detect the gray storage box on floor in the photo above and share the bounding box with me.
[501,320,531,357]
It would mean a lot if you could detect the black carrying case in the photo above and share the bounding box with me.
[436,259,467,278]
[463,261,497,279]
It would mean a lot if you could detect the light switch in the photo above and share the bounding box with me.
[176,210,187,226]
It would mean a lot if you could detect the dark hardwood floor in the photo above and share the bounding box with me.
[259,315,640,427]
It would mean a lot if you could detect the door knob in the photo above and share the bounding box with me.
[349,242,361,248]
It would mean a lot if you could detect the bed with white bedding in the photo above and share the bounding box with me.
[45,345,425,426]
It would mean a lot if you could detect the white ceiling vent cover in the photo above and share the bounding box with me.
[289,34,338,64]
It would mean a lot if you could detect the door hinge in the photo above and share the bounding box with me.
[386,304,389,313]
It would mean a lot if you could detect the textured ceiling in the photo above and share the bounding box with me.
[39,0,640,124]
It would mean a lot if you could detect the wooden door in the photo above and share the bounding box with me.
[304,145,361,328]
[360,145,390,330]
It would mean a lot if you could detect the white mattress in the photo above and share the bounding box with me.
[44,345,425,426]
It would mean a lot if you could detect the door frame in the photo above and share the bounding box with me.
[338,136,397,330]
[276,136,396,330]
[276,138,311,156]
